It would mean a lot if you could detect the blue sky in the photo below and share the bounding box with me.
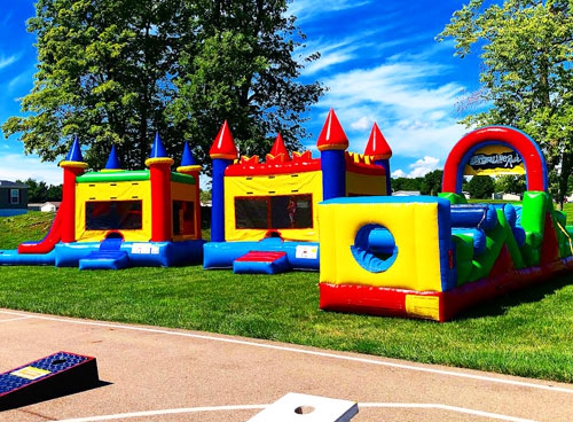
[0,0,484,186]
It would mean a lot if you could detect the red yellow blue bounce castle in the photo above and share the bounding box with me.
[0,134,204,269]
[203,109,392,273]
[319,126,573,321]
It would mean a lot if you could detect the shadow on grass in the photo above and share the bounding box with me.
[454,274,573,320]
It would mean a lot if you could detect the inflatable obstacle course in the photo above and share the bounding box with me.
[0,135,204,269]
[319,126,573,321]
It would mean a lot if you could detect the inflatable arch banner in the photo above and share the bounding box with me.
[442,126,548,194]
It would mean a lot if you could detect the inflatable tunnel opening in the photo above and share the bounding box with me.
[351,224,398,273]
[105,231,124,240]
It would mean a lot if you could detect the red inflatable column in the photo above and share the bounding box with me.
[177,142,203,239]
[146,133,174,242]
[59,136,88,243]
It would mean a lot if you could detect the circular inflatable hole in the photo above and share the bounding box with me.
[351,224,398,273]
[294,405,315,415]
[51,359,67,366]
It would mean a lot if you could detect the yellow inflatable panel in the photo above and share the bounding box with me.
[319,198,448,292]
[75,180,153,242]
[224,171,323,242]
[405,295,441,320]
[346,172,387,196]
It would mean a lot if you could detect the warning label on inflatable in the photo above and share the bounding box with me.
[296,245,318,260]
[131,243,160,255]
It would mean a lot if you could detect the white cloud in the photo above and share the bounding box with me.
[391,169,407,178]
[7,69,34,92]
[0,54,17,70]
[0,154,63,186]
[323,62,464,112]
[289,0,371,21]
[407,156,440,178]
[305,56,468,160]
[351,116,372,131]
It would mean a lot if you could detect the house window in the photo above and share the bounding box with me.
[10,189,20,204]
[85,200,142,230]
[235,194,313,230]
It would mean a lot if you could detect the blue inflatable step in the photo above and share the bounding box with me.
[233,251,292,274]
[79,250,129,270]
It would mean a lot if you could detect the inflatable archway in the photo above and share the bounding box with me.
[442,126,548,194]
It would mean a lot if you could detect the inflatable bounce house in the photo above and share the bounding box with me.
[0,134,204,269]
[319,126,573,321]
[203,109,392,273]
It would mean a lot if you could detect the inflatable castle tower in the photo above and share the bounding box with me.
[203,109,393,273]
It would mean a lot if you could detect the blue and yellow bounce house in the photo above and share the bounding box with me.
[203,109,392,273]
[319,126,573,321]
[0,134,204,269]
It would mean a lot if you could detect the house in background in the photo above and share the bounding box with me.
[0,180,29,216]
[41,201,61,212]
[28,201,62,212]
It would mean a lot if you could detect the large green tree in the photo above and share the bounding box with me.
[3,0,324,170]
[437,0,573,208]
[467,175,495,199]
[420,169,443,196]
[168,0,325,163]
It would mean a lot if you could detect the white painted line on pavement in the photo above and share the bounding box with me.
[54,402,539,422]
[0,316,30,323]
[55,404,267,422]
[361,403,538,422]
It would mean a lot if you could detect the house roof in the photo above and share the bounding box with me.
[0,180,29,188]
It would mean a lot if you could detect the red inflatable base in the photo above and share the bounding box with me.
[320,257,573,322]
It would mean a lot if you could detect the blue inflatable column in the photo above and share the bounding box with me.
[321,150,347,200]
[317,109,349,201]
[377,159,392,195]
[209,121,238,242]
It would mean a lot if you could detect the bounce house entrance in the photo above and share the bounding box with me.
[78,232,129,270]
[101,232,124,250]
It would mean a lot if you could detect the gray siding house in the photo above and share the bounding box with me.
[0,180,29,216]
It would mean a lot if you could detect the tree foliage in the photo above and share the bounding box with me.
[437,0,573,208]
[16,178,62,202]
[494,174,526,195]
[169,0,324,163]
[2,0,324,170]
[391,177,423,192]
[467,175,495,199]
[420,169,443,196]
[391,170,444,195]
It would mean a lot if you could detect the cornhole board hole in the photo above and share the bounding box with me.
[0,351,99,410]
[247,392,358,421]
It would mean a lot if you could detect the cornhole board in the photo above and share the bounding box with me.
[0,351,99,410]
[247,392,359,421]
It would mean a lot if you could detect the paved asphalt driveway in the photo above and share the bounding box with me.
[1,309,572,421]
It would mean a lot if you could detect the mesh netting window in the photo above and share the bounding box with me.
[235,194,313,229]
[86,200,142,230]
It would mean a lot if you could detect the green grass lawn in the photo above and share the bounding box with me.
[1,211,572,383]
